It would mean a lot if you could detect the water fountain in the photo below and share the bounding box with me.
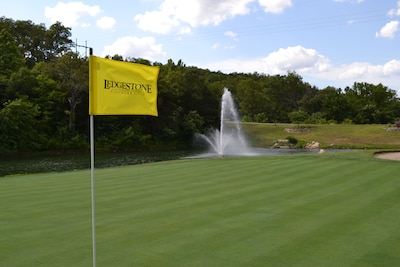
[195,88,255,156]
[191,88,334,158]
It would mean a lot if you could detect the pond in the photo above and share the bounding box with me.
[0,148,344,177]
[0,150,194,177]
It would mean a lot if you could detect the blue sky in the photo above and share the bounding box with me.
[3,0,400,93]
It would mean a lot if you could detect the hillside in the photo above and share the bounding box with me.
[242,123,400,149]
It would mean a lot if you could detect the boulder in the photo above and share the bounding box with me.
[305,141,320,149]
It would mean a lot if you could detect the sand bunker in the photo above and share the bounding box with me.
[374,152,400,161]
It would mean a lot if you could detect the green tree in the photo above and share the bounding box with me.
[301,86,352,123]
[7,67,39,99]
[288,110,308,126]
[48,52,88,132]
[181,110,205,139]
[236,78,268,121]
[345,82,398,124]
[0,17,73,68]
[0,98,44,152]
[0,28,25,103]
[13,19,47,68]
[44,21,73,60]
[0,29,24,77]
[31,62,67,134]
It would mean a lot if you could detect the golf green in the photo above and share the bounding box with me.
[1,152,399,266]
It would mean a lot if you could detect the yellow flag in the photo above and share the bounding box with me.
[89,56,159,116]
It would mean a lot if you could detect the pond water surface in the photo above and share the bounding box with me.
[1,148,346,177]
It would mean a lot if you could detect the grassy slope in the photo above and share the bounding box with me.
[242,123,400,149]
[1,151,399,266]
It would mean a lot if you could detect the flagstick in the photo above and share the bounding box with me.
[89,47,97,267]
[90,114,96,267]
[88,50,158,267]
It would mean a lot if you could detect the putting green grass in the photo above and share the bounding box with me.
[1,151,399,266]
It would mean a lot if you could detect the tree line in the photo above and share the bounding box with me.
[1,17,400,155]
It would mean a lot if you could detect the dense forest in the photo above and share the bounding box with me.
[1,17,400,155]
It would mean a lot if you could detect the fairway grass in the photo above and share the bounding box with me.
[1,151,399,266]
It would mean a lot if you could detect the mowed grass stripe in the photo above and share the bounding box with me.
[1,153,399,266]
[93,155,399,266]
[171,157,399,266]
[240,158,400,265]
[94,156,320,227]
[264,158,393,212]
[185,162,398,266]
[95,155,330,210]
[253,170,400,266]
[1,171,93,266]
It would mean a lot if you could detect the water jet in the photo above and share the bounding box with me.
[195,88,254,156]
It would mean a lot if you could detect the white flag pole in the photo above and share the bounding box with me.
[90,114,96,267]
[89,48,97,267]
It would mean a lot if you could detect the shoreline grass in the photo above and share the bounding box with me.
[242,123,400,149]
[1,151,399,266]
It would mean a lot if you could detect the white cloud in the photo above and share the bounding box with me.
[337,63,377,80]
[333,0,364,3]
[134,10,179,34]
[179,26,191,35]
[134,0,295,34]
[225,31,238,38]
[96,16,116,30]
[258,0,292,14]
[335,60,400,88]
[212,43,221,50]
[134,0,253,34]
[305,60,400,91]
[388,1,400,16]
[197,46,400,92]
[199,45,330,74]
[375,20,399,38]
[199,58,264,74]
[224,45,236,49]
[382,59,400,75]
[101,36,166,61]
[262,46,330,73]
[45,2,101,27]
[80,23,91,28]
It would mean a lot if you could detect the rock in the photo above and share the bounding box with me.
[305,141,320,149]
